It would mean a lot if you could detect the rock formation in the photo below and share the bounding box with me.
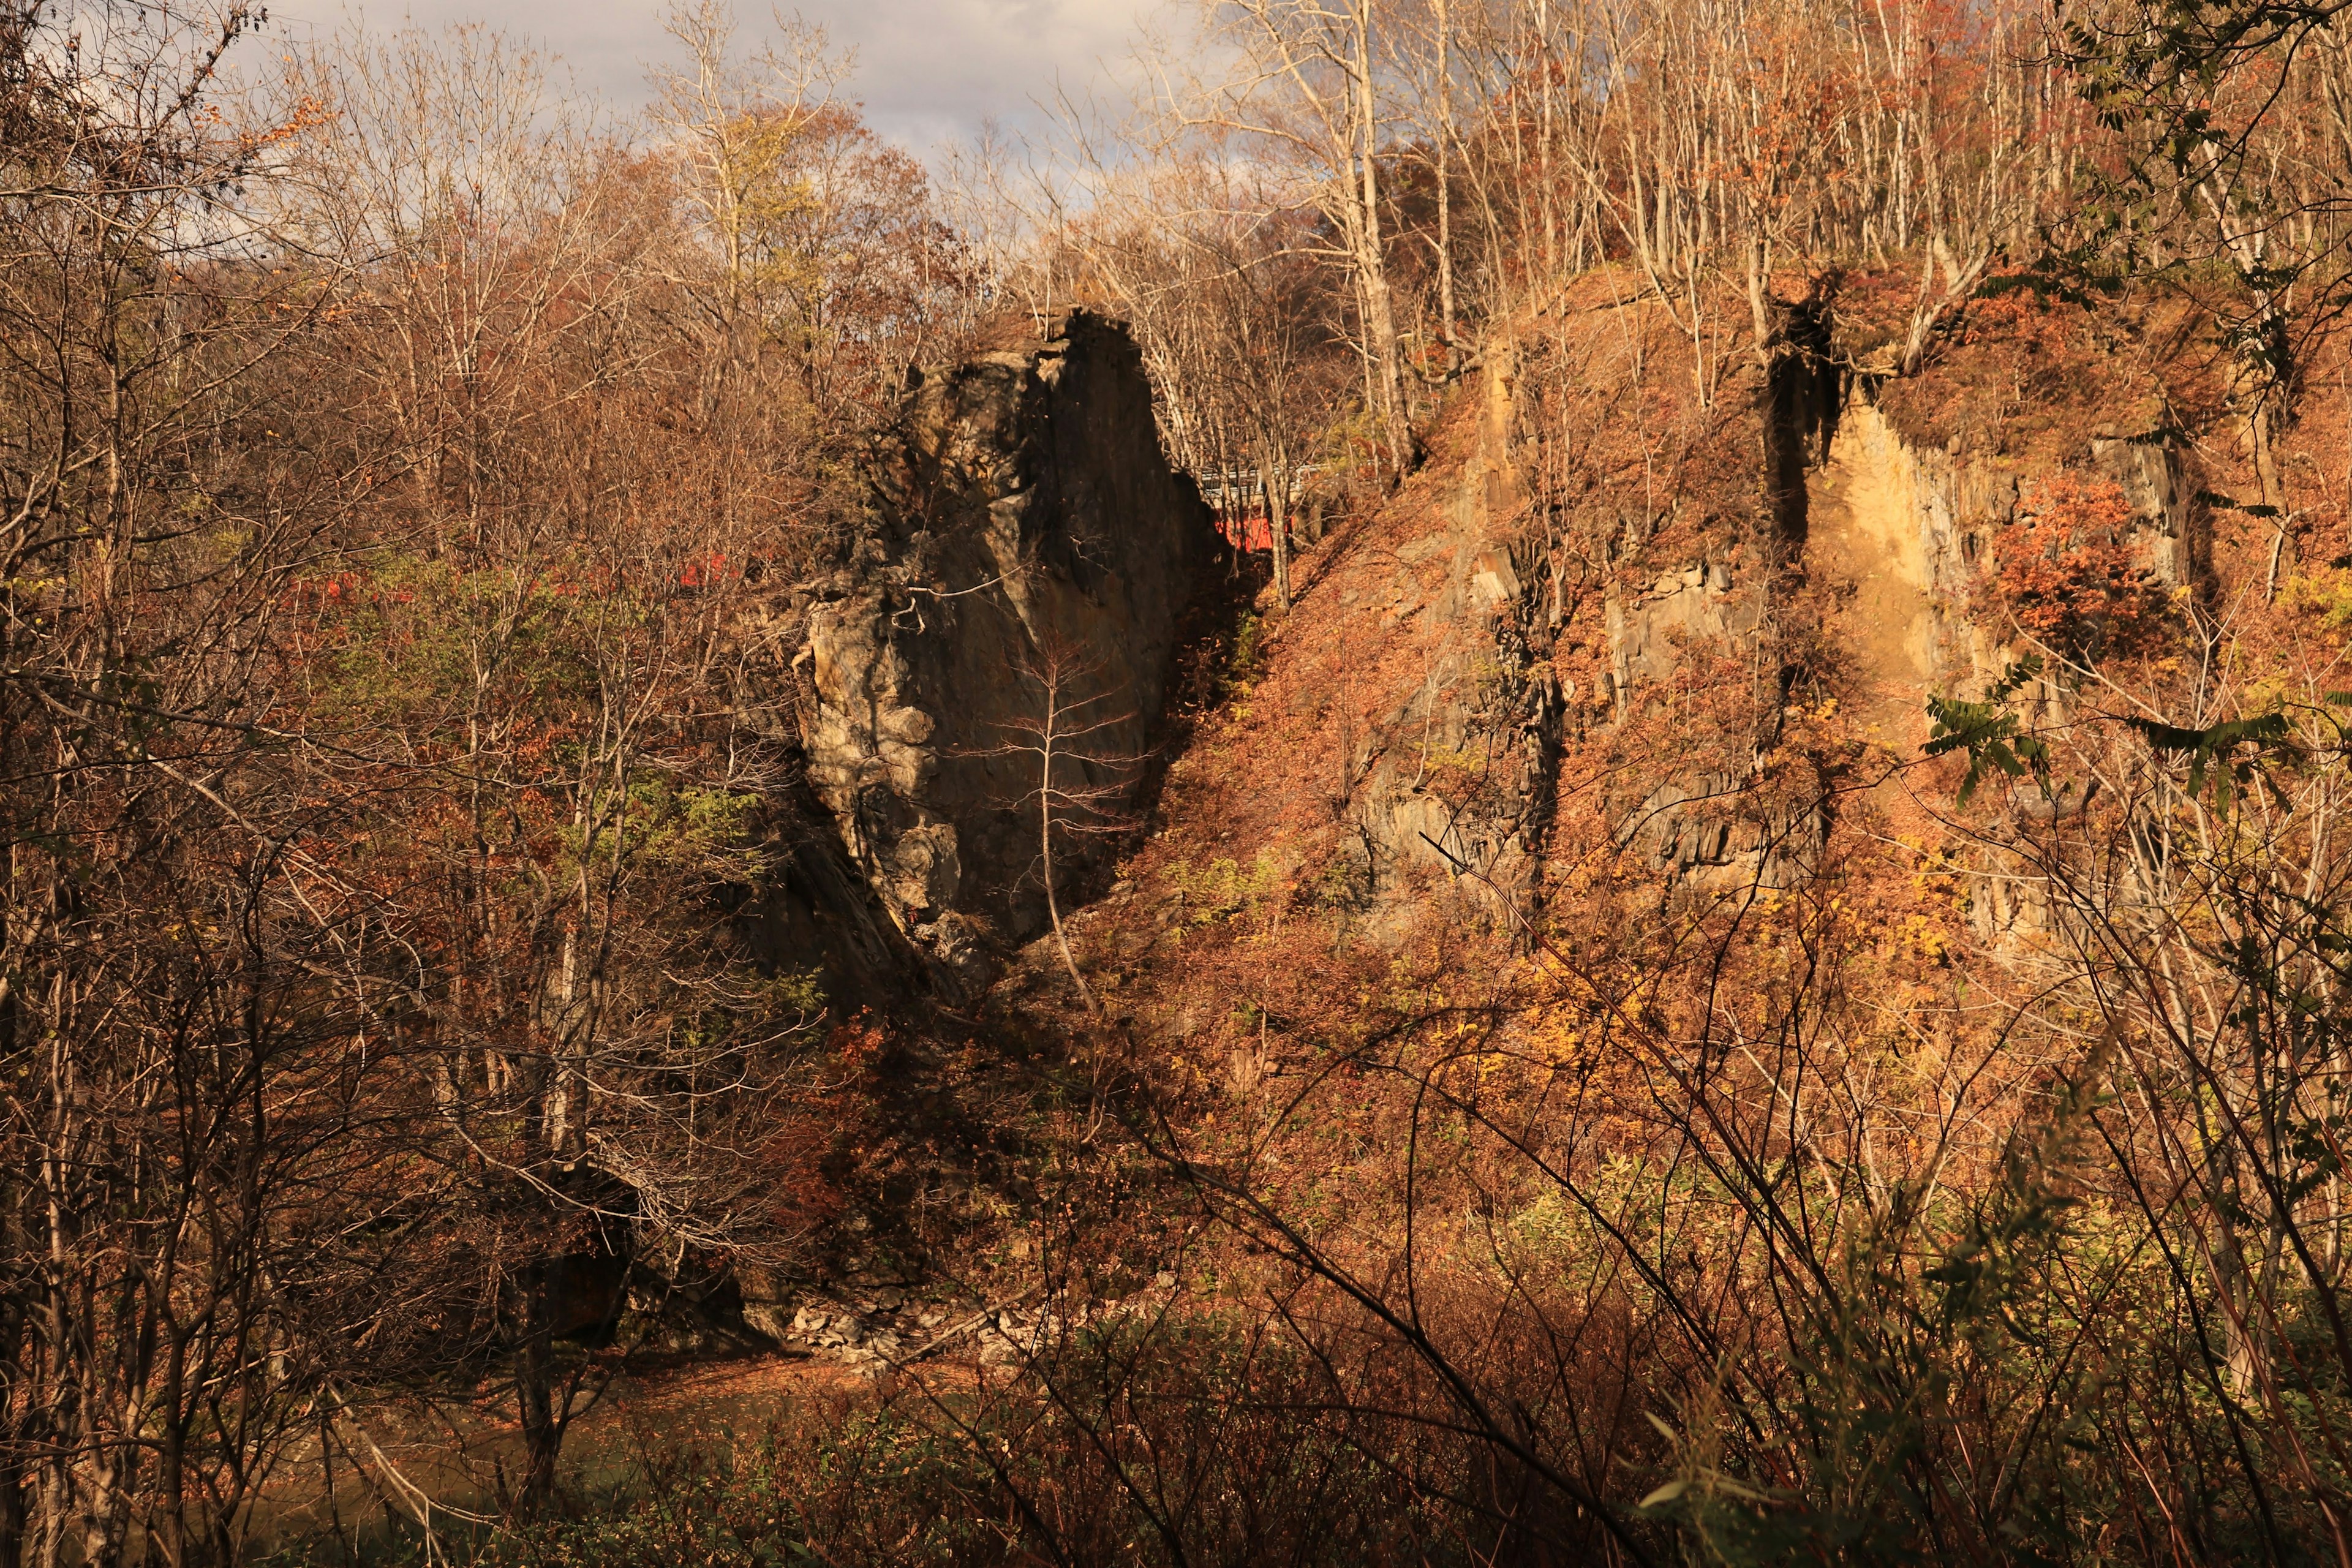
[1809,383,2196,715]
[1597,330,2199,895]
[1339,340,1566,932]
[796,312,1216,990]
[784,285,2201,993]
[1341,294,2203,906]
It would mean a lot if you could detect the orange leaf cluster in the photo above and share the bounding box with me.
[1986,470,2158,655]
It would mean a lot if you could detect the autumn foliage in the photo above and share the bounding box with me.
[1985,470,2162,655]
[13,0,2352,1559]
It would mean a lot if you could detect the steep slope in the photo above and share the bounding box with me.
[701,272,2352,1568]
[738,267,2352,1430]
[1035,268,2235,1072]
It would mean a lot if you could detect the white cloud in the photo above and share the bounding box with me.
[829,0,1151,149]
[266,0,1170,156]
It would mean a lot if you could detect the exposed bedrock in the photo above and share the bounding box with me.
[1598,355,2199,891]
[796,312,1216,991]
[1803,379,2198,935]
[1807,385,2195,713]
[1347,341,1565,933]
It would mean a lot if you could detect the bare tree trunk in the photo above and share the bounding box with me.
[510,1270,563,1520]
[1039,710,1099,1014]
[0,1241,26,1568]
[1352,0,1410,475]
[1264,458,1292,609]
[1436,0,1457,366]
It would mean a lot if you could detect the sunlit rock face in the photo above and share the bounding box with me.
[799,311,1215,992]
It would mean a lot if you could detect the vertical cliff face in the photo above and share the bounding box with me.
[1806,400,1945,743]
[1341,340,1566,932]
[1567,300,2201,898]
[1808,383,2197,705]
[796,312,1216,990]
[1580,334,1827,892]
[1789,377,2203,938]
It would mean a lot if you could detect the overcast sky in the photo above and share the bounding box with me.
[266,0,1169,156]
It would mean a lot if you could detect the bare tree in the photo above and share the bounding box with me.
[1189,0,1416,476]
[0,4,399,1562]
[265,16,846,1521]
[966,640,1144,1012]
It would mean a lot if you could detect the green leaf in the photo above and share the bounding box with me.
[1925,659,2053,807]
[2125,710,2293,810]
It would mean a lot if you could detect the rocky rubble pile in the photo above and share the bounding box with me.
[786,1294,926,1366]
[769,1273,1181,1373]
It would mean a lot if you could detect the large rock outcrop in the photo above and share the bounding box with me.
[1594,326,2201,895]
[1809,385,2197,714]
[797,312,1215,990]
[1341,341,1566,932]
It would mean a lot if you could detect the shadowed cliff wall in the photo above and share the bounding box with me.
[796,312,1217,991]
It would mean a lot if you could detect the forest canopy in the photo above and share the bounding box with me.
[7,0,2352,1562]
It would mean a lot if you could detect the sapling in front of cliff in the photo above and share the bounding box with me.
[963,636,1145,1012]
